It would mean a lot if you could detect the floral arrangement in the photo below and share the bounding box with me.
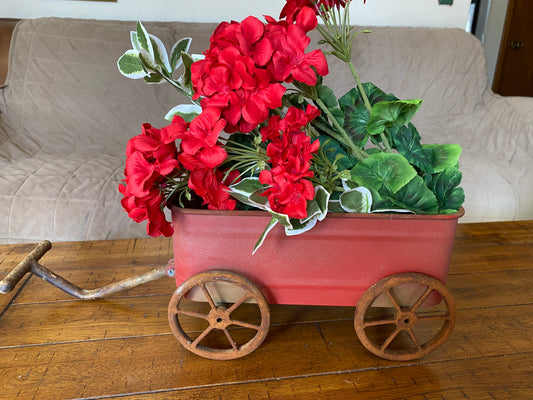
[118,0,464,251]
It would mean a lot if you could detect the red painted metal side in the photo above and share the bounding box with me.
[171,208,464,307]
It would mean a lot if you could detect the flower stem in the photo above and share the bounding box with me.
[315,98,368,162]
[348,61,371,113]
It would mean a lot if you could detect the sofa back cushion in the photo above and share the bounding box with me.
[320,26,488,119]
[2,18,216,156]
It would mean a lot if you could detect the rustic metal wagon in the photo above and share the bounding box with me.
[1,207,463,362]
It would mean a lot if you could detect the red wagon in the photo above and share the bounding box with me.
[167,207,464,361]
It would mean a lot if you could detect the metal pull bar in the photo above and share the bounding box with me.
[1,240,171,299]
[0,240,52,294]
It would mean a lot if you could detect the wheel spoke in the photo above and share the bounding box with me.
[406,328,422,350]
[191,325,214,348]
[229,319,261,331]
[362,318,396,328]
[412,286,434,311]
[176,309,209,320]
[223,328,238,351]
[418,313,449,322]
[226,294,252,314]
[386,288,402,312]
[380,327,400,351]
[200,283,217,310]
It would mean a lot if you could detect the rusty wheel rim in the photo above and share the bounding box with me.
[354,272,456,361]
[168,270,270,360]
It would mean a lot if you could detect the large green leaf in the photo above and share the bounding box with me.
[367,99,423,136]
[350,152,418,194]
[390,175,438,214]
[422,144,462,173]
[392,123,434,173]
[117,50,148,79]
[424,167,465,212]
[342,103,370,147]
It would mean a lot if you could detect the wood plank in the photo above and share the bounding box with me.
[1,304,532,399]
[112,353,533,400]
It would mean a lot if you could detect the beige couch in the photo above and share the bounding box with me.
[1,17,532,244]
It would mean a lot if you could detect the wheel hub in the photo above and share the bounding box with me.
[208,306,231,329]
[397,309,418,328]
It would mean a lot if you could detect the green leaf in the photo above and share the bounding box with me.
[136,21,154,57]
[339,186,372,213]
[170,37,192,71]
[367,99,423,136]
[422,144,462,173]
[117,50,148,79]
[164,104,202,122]
[391,175,438,214]
[392,123,434,173]
[149,34,171,75]
[342,103,370,147]
[424,167,465,212]
[317,136,356,170]
[317,84,338,109]
[350,152,418,194]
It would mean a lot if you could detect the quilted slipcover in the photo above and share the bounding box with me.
[1,18,532,244]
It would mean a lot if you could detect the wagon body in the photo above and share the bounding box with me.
[171,207,464,307]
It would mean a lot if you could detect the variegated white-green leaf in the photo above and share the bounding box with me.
[139,48,159,73]
[285,216,319,236]
[164,104,202,122]
[144,72,164,84]
[339,186,372,213]
[229,177,270,211]
[253,217,278,255]
[117,50,148,79]
[136,21,154,57]
[301,185,329,223]
[149,34,171,74]
[130,31,141,51]
[372,208,414,214]
[170,37,192,71]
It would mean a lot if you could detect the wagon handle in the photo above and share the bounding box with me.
[0,240,171,300]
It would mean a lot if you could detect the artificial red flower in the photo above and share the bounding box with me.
[280,0,350,23]
[180,107,228,169]
[259,167,315,219]
[119,184,173,237]
[268,10,329,85]
[188,167,239,210]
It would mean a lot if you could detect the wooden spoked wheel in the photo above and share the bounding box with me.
[354,272,456,361]
[168,270,270,360]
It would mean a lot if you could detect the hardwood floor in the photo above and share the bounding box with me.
[1,222,532,399]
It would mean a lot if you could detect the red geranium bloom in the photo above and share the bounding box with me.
[259,167,315,219]
[180,107,228,169]
[189,167,240,210]
[280,0,351,23]
[268,9,328,85]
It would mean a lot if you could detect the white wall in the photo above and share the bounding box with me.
[483,0,509,87]
[0,0,471,29]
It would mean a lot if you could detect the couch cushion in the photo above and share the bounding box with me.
[0,151,147,243]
